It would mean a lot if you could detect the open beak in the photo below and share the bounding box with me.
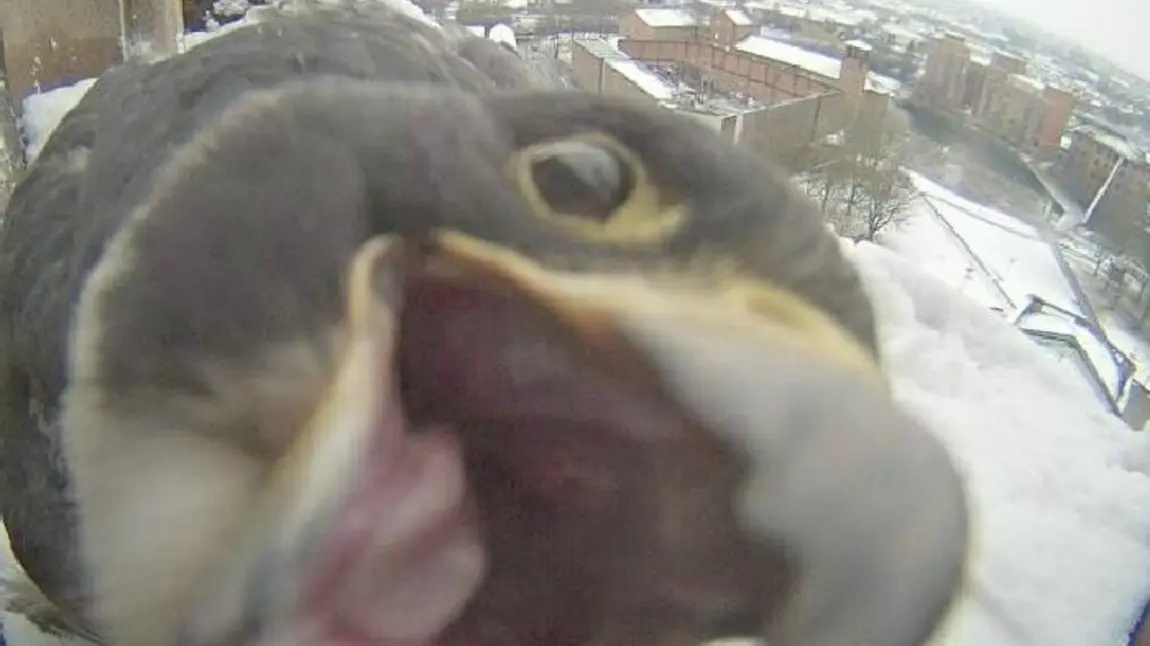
[177,233,968,646]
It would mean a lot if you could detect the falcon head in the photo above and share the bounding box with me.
[45,14,966,646]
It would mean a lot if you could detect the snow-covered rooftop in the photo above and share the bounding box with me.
[881,23,923,43]
[1086,127,1144,162]
[1014,302,1132,408]
[768,3,871,27]
[574,39,676,101]
[574,36,623,60]
[907,171,1085,317]
[20,79,98,162]
[722,8,754,26]
[846,239,1150,646]
[1009,73,1045,95]
[606,59,675,100]
[735,36,904,95]
[735,35,842,80]
[633,7,698,28]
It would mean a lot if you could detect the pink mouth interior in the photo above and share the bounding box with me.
[288,265,753,646]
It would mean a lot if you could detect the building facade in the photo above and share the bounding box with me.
[913,33,1076,156]
[0,0,182,102]
[572,9,894,168]
[912,32,969,111]
[617,8,881,116]
[1058,127,1150,240]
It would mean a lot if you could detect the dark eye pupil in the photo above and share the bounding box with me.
[529,141,634,222]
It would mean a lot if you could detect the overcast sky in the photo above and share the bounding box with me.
[968,0,1150,80]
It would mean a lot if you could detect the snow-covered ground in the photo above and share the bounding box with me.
[19,79,97,163]
[906,171,1079,314]
[890,170,1141,411]
[9,26,1150,646]
[854,240,1150,646]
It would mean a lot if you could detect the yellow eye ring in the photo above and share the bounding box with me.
[507,132,685,245]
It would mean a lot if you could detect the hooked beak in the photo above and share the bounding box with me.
[177,233,968,646]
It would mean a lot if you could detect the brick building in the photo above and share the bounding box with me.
[570,35,852,164]
[710,8,756,47]
[913,34,1076,156]
[1058,127,1150,240]
[570,37,677,108]
[573,8,895,166]
[912,32,969,111]
[962,55,988,110]
[0,0,182,102]
[616,8,888,116]
[617,7,702,42]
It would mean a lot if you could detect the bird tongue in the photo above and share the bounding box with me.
[291,240,485,646]
[301,427,480,646]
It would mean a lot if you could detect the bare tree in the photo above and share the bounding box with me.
[803,111,915,241]
[853,151,915,241]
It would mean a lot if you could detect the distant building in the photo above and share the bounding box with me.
[973,73,1047,151]
[570,38,677,108]
[710,8,757,47]
[913,34,1076,157]
[572,9,897,168]
[912,32,969,111]
[616,7,702,43]
[961,55,989,110]
[616,8,891,116]
[0,0,183,102]
[878,23,924,55]
[756,4,873,44]
[1057,126,1150,240]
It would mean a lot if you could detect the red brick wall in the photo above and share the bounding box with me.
[619,38,836,106]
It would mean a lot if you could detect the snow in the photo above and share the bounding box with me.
[487,23,517,51]
[851,240,1150,646]
[633,7,698,28]
[1102,314,1150,384]
[907,171,1083,316]
[866,74,902,95]
[736,35,843,81]
[734,35,903,94]
[1015,306,1128,405]
[213,0,252,17]
[19,79,97,163]
[606,59,676,100]
[722,8,754,26]
[573,38,676,102]
[1009,73,1045,95]
[891,171,1141,408]
[13,18,1150,646]
[882,198,1010,310]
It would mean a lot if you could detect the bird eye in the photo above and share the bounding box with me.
[525,139,635,222]
[508,133,684,245]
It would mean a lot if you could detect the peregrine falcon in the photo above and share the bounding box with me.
[0,3,968,646]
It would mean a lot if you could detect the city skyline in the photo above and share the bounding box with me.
[970,0,1150,80]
